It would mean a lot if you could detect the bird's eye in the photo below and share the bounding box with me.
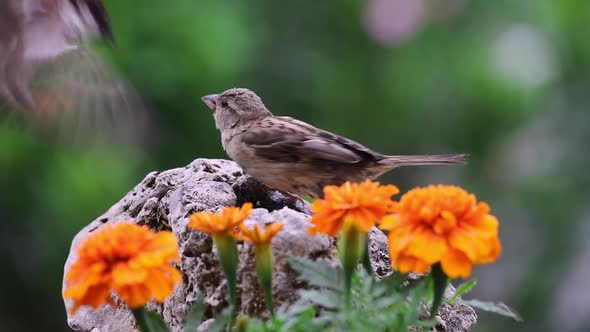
[221,100,229,108]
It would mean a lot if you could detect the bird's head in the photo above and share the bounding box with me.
[202,88,273,131]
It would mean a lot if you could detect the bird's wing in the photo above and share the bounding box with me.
[241,116,380,164]
[20,0,112,61]
[29,49,149,143]
[67,0,113,40]
[0,0,149,145]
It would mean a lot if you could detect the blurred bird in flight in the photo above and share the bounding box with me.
[0,0,147,143]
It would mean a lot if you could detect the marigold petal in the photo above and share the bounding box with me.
[310,181,398,236]
[393,255,430,274]
[145,267,181,301]
[146,232,181,254]
[317,218,344,237]
[263,222,284,241]
[473,236,502,264]
[406,228,446,264]
[189,203,253,236]
[63,223,181,312]
[448,227,494,262]
[379,214,398,231]
[434,211,458,234]
[386,224,416,257]
[238,222,284,244]
[118,284,152,309]
[385,185,501,277]
[345,211,376,232]
[66,283,111,314]
[465,214,499,238]
[310,210,346,236]
[441,248,472,279]
[464,202,490,220]
[112,262,147,286]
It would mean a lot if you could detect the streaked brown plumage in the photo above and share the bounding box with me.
[202,88,467,198]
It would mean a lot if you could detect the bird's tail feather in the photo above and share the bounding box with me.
[380,154,468,167]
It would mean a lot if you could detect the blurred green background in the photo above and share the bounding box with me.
[1,0,589,331]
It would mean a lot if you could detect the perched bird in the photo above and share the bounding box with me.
[0,0,147,142]
[202,88,467,198]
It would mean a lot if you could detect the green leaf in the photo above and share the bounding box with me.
[288,257,342,290]
[184,295,207,332]
[449,279,477,304]
[207,305,234,332]
[407,280,428,317]
[463,299,523,322]
[300,195,315,203]
[298,289,340,309]
[378,272,407,291]
[132,308,170,332]
[282,306,316,331]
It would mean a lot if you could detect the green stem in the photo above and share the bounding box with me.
[132,307,169,332]
[430,263,449,319]
[255,244,275,316]
[362,233,373,277]
[213,233,239,327]
[337,223,366,310]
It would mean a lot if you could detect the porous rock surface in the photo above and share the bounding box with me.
[63,158,476,332]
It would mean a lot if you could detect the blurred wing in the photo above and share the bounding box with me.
[0,1,26,106]
[241,116,379,163]
[28,48,149,144]
[20,0,112,61]
[67,0,113,40]
[0,0,150,144]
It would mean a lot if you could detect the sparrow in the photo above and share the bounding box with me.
[0,0,147,142]
[202,88,467,198]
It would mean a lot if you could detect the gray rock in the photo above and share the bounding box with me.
[429,285,478,332]
[368,227,393,278]
[63,158,476,332]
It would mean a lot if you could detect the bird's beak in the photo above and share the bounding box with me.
[201,94,219,111]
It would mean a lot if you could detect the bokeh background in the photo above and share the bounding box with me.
[1,0,588,331]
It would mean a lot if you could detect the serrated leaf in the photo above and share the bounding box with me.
[449,279,477,304]
[407,281,429,321]
[379,272,408,290]
[288,257,342,291]
[132,308,170,332]
[282,306,316,331]
[372,295,399,309]
[184,295,206,332]
[207,305,234,332]
[298,289,340,309]
[397,275,428,296]
[463,299,523,322]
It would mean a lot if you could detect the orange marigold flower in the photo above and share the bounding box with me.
[63,223,181,313]
[381,185,502,278]
[309,180,399,236]
[188,203,254,236]
[237,222,283,245]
